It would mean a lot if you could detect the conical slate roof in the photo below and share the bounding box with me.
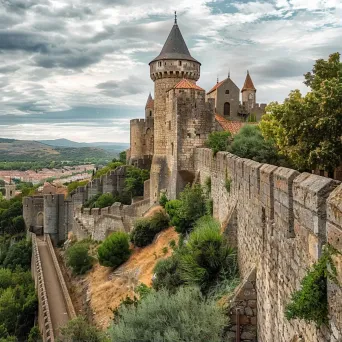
[150,22,200,64]
[241,71,256,92]
[145,93,154,109]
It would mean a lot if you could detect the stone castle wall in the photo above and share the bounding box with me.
[73,199,150,241]
[194,148,342,342]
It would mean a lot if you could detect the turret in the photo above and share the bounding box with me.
[145,93,154,119]
[241,70,257,113]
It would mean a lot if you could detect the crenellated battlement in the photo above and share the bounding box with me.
[194,148,342,341]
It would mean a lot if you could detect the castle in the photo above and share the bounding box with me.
[128,15,266,202]
[23,16,342,342]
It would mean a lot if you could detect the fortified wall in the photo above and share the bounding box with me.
[24,166,151,244]
[194,148,342,342]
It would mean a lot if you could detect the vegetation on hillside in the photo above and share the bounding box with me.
[109,287,227,342]
[260,52,342,173]
[66,240,94,275]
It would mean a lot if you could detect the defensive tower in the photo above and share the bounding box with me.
[241,70,257,113]
[149,13,201,202]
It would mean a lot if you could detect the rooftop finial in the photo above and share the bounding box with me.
[228,69,230,78]
[247,70,249,75]
[174,11,177,24]
[217,75,219,84]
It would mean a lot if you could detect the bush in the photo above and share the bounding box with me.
[109,287,226,342]
[58,316,105,342]
[28,326,41,342]
[130,219,153,248]
[159,192,169,208]
[166,184,206,235]
[205,131,232,155]
[285,246,338,327]
[131,211,169,248]
[66,241,93,275]
[179,216,237,292]
[98,232,130,268]
[152,256,184,292]
[124,166,150,198]
[95,193,116,209]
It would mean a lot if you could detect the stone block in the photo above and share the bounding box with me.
[327,184,342,227]
[327,222,342,251]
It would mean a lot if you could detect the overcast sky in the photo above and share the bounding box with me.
[0,0,341,143]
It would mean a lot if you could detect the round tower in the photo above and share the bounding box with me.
[149,13,201,155]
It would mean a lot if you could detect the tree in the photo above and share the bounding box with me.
[124,167,150,198]
[95,193,115,209]
[230,125,286,165]
[260,52,342,173]
[205,131,231,155]
[97,232,130,268]
[3,240,32,271]
[109,287,226,342]
[66,241,93,275]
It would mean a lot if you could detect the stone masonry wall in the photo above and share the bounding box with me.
[194,148,342,342]
[73,199,150,241]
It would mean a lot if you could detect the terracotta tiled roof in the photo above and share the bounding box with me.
[174,78,204,91]
[241,72,256,92]
[215,114,245,135]
[145,93,154,109]
[207,80,224,95]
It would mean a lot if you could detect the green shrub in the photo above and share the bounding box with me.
[98,232,130,268]
[225,176,232,193]
[58,316,106,342]
[109,286,226,342]
[130,219,153,248]
[152,256,184,292]
[83,193,101,209]
[165,185,206,235]
[285,246,338,327]
[159,192,169,208]
[95,193,116,209]
[66,241,93,275]
[149,211,169,233]
[124,166,150,198]
[179,216,237,292]
[131,211,169,248]
[205,131,232,155]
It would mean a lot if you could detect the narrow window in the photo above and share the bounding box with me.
[150,111,152,117]
[171,143,174,156]
[179,61,182,66]
[225,90,230,94]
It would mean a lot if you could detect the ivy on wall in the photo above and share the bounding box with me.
[285,245,340,327]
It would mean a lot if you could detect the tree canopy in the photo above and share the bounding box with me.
[260,52,342,173]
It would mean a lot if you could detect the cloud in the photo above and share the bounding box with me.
[97,76,148,97]
[0,0,341,142]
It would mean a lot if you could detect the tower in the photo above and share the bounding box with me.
[149,13,201,203]
[5,179,16,200]
[145,93,154,119]
[241,71,256,113]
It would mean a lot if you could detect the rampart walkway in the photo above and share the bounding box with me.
[32,234,76,341]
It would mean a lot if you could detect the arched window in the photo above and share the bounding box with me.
[149,111,152,117]
[224,102,231,117]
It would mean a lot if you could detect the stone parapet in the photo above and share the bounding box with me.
[194,147,342,342]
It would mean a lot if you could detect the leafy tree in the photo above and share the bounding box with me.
[230,125,286,165]
[98,232,130,268]
[205,131,231,155]
[109,287,226,342]
[124,167,150,198]
[66,241,93,275]
[119,151,127,164]
[260,52,342,173]
[58,316,106,342]
[159,192,169,208]
[28,326,41,342]
[93,162,123,179]
[2,239,32,271]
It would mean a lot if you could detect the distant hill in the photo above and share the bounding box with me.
[38,139,129,153]
[0,138,119,162]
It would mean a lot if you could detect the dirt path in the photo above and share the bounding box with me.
[37,238,69,337]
